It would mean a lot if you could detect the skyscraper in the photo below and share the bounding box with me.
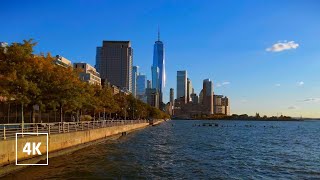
[170,88,174,106]
[147,80,152,89]
[137,74,147,101]
[146,88,159,108]
[96,41,133,92]
[151,29,165,104]
[202,79,214,114]
[132,66,139,97]
[187,78,193,103]
[177,70,187,104]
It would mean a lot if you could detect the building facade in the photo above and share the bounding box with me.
[214,95,230,115]
[190,93,199,104]
[187,78,193,103]
[74,63,101,85]
[54,55,72,68]
[132,66,139,97]
[136,74,147,102]
[151,31,165,104]
[96,41,133,92]
[177,70,187,104]
[170,88,174,106]
[202,79,214,115]
[146,88,159,108]
[147,80,152,89]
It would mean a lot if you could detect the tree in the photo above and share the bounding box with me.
[0,40,40,125]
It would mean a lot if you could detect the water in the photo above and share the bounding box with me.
[3,120,320,179]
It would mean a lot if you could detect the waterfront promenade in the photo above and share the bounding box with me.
[0,119,165,177]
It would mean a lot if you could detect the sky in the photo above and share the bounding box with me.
[2,0,320,118]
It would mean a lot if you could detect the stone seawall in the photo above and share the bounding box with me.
[0,122,150,168]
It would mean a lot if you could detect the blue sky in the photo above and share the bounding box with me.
[2,0,320,117]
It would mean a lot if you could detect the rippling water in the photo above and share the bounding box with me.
[3,120,320,179]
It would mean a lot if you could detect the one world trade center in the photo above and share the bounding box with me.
[151,29,166,106]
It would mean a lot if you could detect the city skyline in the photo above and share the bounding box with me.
[2,0,320,117]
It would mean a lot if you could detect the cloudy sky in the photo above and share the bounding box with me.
[2,0,320,117]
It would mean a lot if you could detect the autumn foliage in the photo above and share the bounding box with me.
[0,40,169,123]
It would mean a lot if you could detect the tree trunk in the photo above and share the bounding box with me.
[21,103,24,128]
[60,105,63,122]
[31,105,36,124]
[7,103,10,124]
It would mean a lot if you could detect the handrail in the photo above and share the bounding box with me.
[0,119,150,140]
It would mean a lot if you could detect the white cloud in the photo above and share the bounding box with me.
[288,106,298,110]
[266,41,299,52]
[275,83,281,87]
[300,98,320,103]
[297,81,304,86]
[217,81,230,88]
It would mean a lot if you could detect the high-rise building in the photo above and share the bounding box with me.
[95,47,102,71]
[177,70,187,104]
[96,41,133,92]
[191,93,199,104]
[187,78,193,103]
[132,66,139,97]
[137,74,147,101]
[146,88,159,108]
[170,88,175,115]
[202,79,214,114]
[147,80,152,89]
[74,62,101,85]
[221,96,230,115]
[151,29,165,104]
[170,88,174,106]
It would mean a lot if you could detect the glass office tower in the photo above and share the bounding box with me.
[151,30,165,104]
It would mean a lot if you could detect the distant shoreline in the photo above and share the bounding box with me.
[171,118,317,122]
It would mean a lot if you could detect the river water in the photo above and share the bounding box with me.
[3,120,320,179]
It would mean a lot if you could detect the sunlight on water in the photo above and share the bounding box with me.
[4,120,320,179]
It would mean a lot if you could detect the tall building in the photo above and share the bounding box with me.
[74,62,101,85]
[221,96,230,115]
[187,78,193,103]
[151,29,165,104]
[147,80,152,89]
[170,88,174,106]
[95,47,102,71]
[191,93,199,104]
[96,41,133,92]
[177,70,187,104]
[132,66,139,97]
[202,79,214,114]
[137,74,147,101]
[146,88,159,108]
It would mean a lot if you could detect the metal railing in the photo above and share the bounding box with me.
[0,120,149,140]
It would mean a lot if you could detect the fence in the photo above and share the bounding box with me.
[0,102,127,124]
[0,119,149,140]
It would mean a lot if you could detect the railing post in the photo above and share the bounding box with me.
[75,123,77,131]
[21,124,24,137]
[3,126,6,140]
[88,122,89,129]
[82,122,84,130]
[36,125,38,136]
[48,124,51,135]
[68,123,70,132]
